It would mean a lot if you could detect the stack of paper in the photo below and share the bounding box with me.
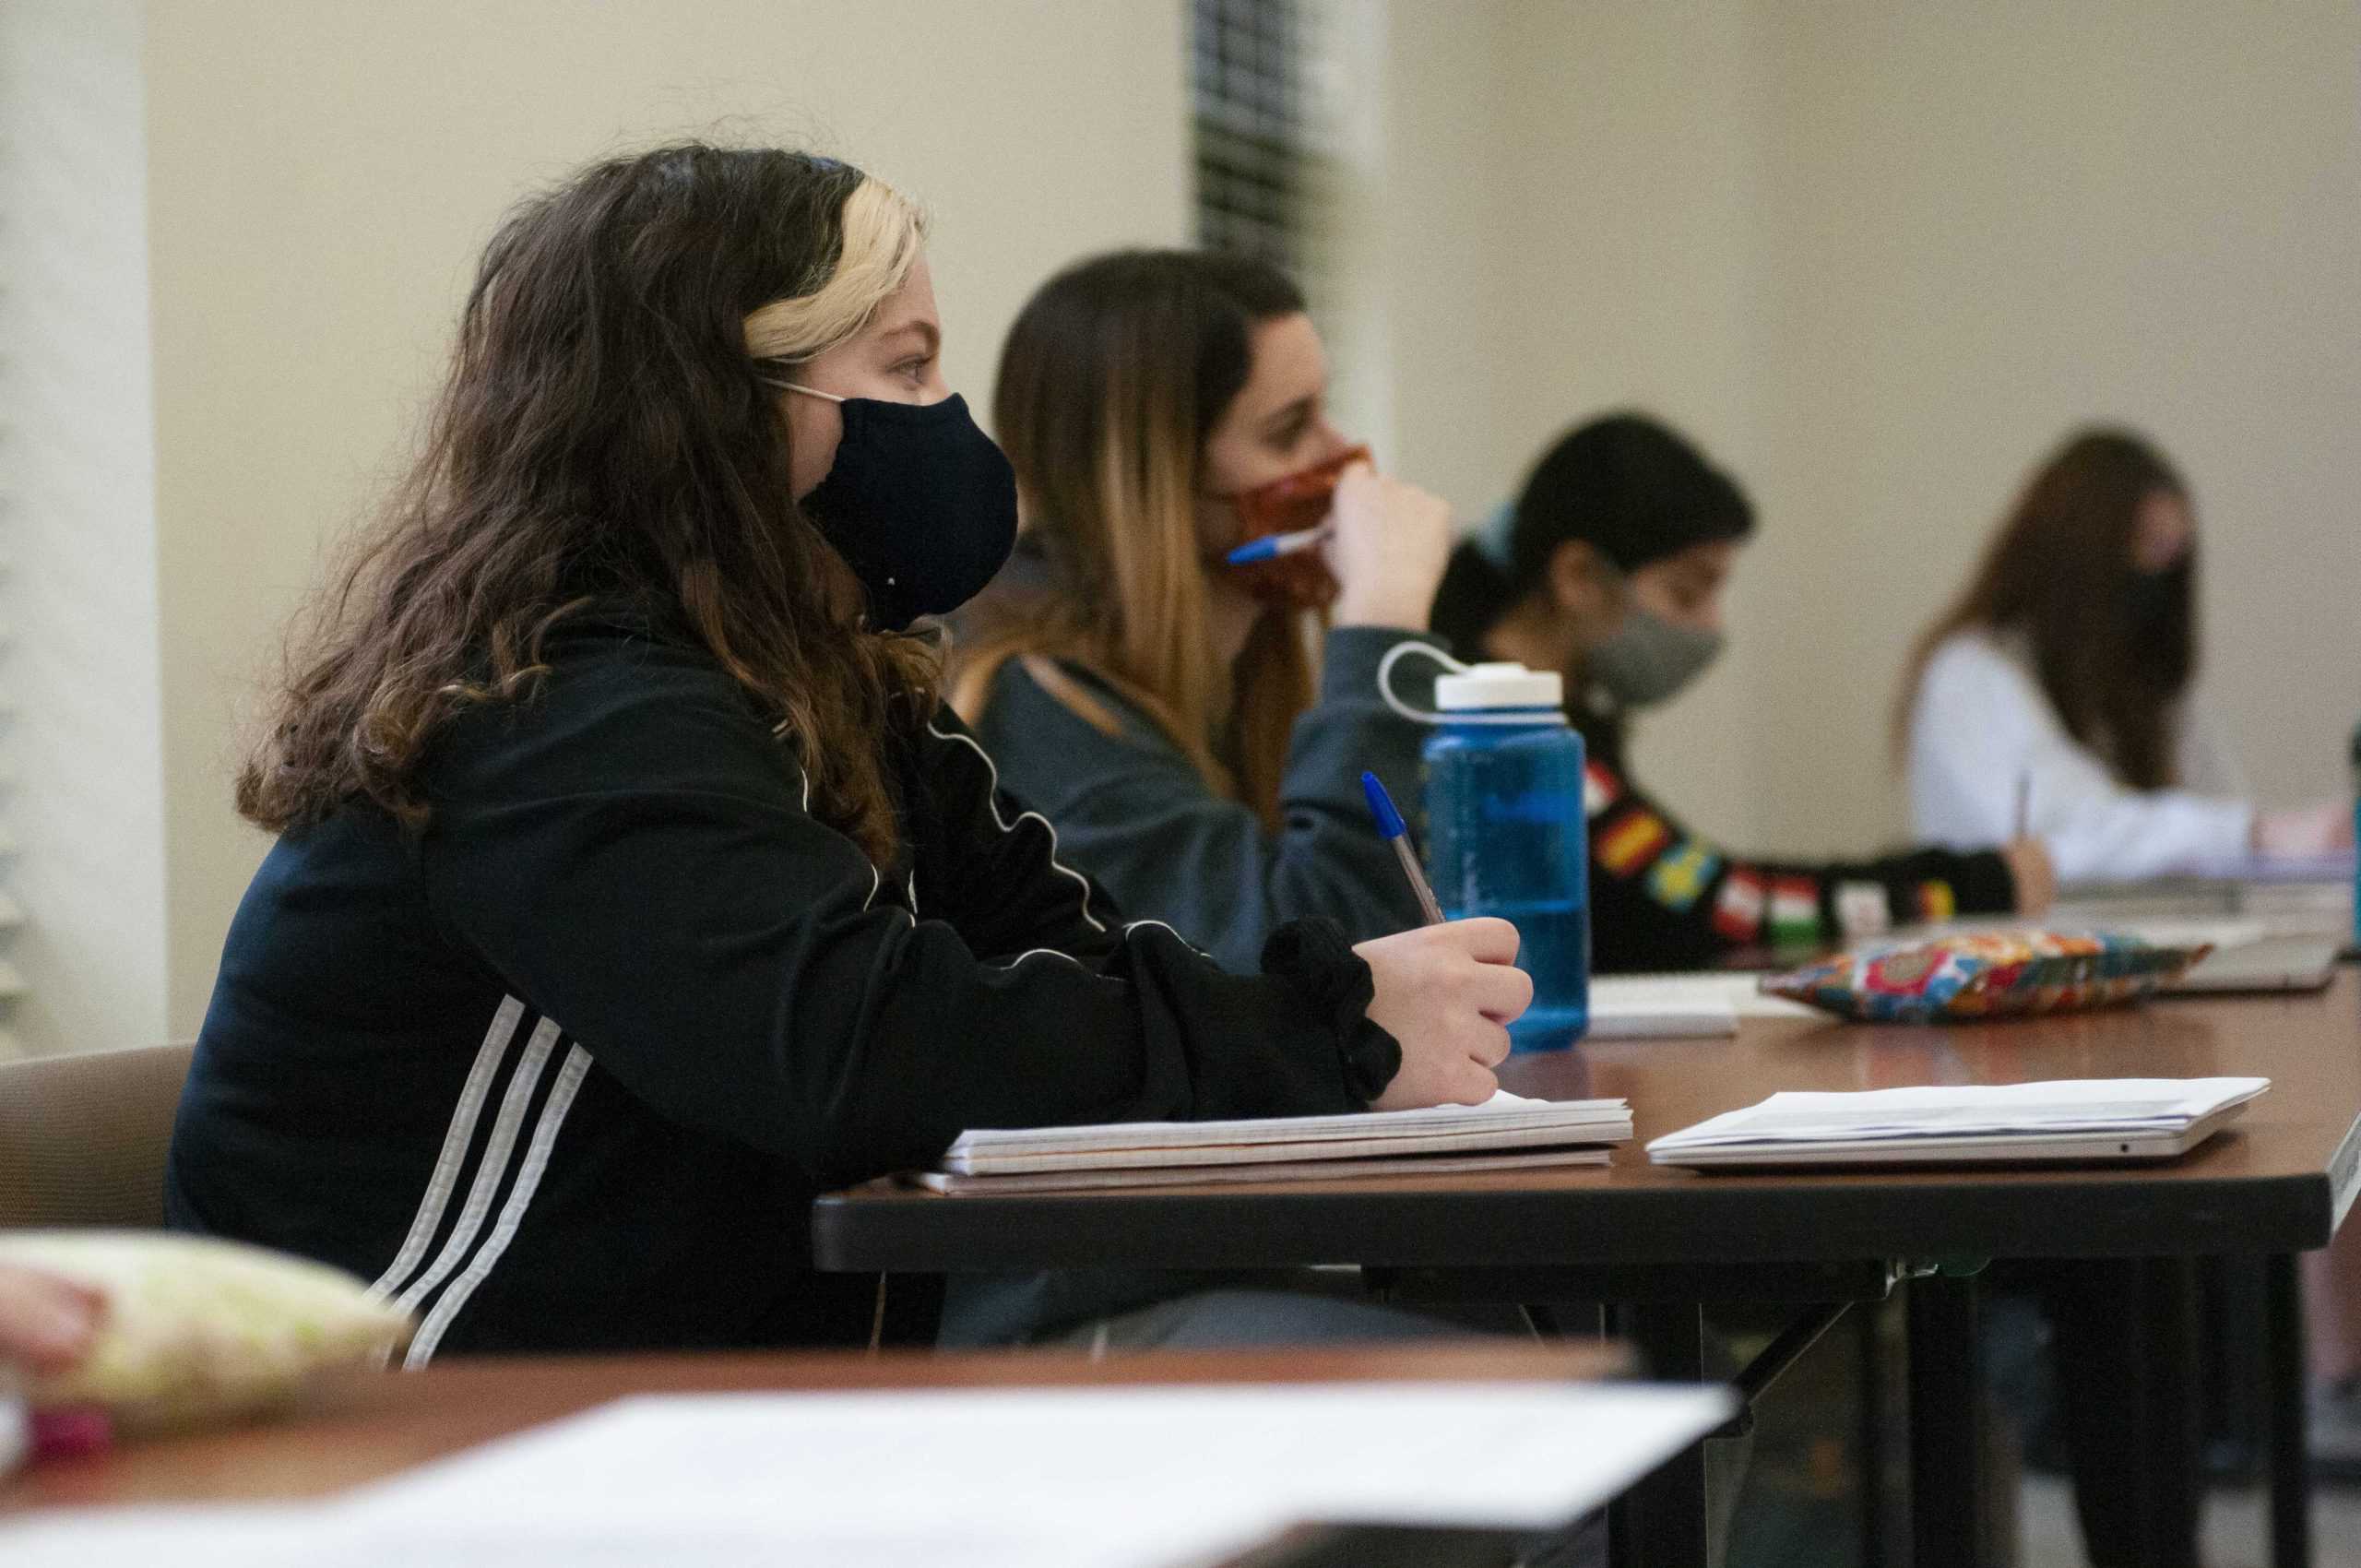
[1647,1077,2269,1170]
[919,1091,1631,1193]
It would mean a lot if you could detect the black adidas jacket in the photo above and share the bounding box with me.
[165,608,1399,1360]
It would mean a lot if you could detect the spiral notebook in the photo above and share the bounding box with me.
[922,1091,1631,1191]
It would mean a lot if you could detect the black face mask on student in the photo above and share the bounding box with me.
[2123,558,2190,637]
[2122,556,2196,691]
[773,384,1019,632]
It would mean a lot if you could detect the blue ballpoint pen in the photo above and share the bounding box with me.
[1225,523,1332,564]
[1361,771,1447,927]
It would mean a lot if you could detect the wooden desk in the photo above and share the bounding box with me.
[814,972,2361,1568]
[2,1343,1626,1568]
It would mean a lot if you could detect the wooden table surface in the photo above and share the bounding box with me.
[813,972,2361,1273]
[0,1341,1626,1515]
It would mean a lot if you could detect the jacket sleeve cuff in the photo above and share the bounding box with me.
[1955,849,2018,915]
[1260,916,1402,1104]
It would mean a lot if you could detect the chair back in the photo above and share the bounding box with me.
[0,1042,195,1229]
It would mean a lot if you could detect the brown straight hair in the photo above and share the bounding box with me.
[239,145,938,867]
[1895,428,2197,790]
[950,250,1315,826]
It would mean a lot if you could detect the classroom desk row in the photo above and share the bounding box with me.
[10,890,2353,1563]
[0,1343,1649,1567]
[816,966,2361,1568]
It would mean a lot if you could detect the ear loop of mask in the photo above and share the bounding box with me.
[762,377,845,404]
[1374,640,1548,727]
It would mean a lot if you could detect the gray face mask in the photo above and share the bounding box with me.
[1586,606,1724,709]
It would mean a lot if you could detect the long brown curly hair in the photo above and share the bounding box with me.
[238,144,938,866]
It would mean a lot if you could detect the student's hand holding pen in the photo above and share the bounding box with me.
[2003,838,2056,916]
[1356,919,1533,1110]
[2002,773,2057,915]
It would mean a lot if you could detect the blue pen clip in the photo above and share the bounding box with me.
[1361,771,1409,838]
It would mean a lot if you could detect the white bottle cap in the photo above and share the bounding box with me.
[1433,660,1564,711]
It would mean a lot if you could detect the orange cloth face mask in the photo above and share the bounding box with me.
[1211,445,1371,609]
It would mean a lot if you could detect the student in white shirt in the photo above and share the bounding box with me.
[1898,427,2351,883]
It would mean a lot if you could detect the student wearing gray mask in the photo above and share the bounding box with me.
[1430,412,2055,972]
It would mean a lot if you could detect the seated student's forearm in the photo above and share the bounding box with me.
[2043,791,2252,882]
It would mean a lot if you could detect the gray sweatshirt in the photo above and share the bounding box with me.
[966,626,1443,974]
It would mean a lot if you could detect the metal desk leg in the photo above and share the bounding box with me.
[1858,1296,1889,1568]
[1906,1272,1987,1568]
[2142,1259,2205,1566]
[2266,1252,2310,1568]
[1608,1302,1714,1568]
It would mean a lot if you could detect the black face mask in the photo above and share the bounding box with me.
[775,385,1018,632]
[2122,557,2195,691]
[2124,558,2190,634]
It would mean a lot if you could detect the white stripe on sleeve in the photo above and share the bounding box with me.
[405,1043,594,1367]
[367,996,526,1301]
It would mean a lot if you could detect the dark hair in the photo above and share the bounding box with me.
[240,143,938,866]
[954,249,1311,824]
[1430,412,1754,650]
[1896,428,2194,790]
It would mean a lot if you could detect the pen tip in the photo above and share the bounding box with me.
[1360,771,1406,837]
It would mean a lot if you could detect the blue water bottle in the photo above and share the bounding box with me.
[1421,661,1591,1051]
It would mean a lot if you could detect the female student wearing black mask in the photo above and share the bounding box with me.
[1429,412,2054,971]
[1900,426,2352,875]
[163,146,1529,1360]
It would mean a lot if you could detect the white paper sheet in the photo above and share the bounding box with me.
[0,1503,1224,1568]
[348,1382,1736,1543]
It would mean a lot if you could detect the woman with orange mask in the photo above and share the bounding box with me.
[952,250,1460,973]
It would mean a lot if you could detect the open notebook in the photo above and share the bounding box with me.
[1646,1077,2268,1170]
[915,1091,1631,1193]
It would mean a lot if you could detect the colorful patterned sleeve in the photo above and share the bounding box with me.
[1580,753,2018,974]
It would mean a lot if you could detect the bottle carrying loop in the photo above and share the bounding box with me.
[1376,640,1563,727]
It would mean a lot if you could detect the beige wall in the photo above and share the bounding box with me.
[1743,0,2361,852]
[1369,2,1773,842]
[143,0,1191,1034]
[1378,0,2361,858]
